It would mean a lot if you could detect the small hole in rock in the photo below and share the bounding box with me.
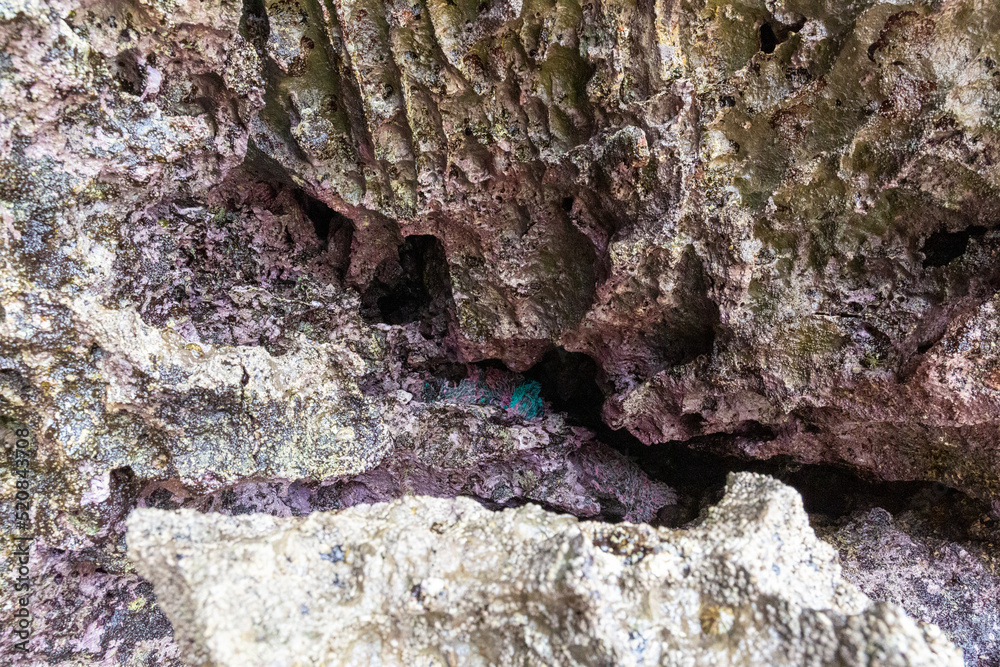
[293,191,351,246]
[114,49,145,95]
[759,22,778,54]
[757,17,803,55]
[522,347,606,429]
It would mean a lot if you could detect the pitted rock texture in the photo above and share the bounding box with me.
[818,489,1000,667]
[243,0,1000,503]
[126,473,962,667]
[1,398,678,664]
[1,0,999,662]
[0,545,181,667]
[136,404,677,524]
[3,0,1000,518]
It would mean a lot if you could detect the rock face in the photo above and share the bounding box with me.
[1,0,1000,539]
[136,404,677,524]
[0,545,182,667]
[819,491,1000,667]
[1,0,999,529]
[246,0,1000,505]
[126,473,962,667]
[0,0,1000,528]
[2,0,999,662]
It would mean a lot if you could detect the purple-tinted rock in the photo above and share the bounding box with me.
[819,491,1000,667]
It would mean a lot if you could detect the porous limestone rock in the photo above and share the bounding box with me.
[1,391,678,664]
[126,473,962,667]
[2,0,1000,661]
[242,0,1000,503]
[0,0,297,557]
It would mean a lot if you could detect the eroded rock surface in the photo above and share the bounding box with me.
[1,0,999,520]
[137,404,677,524]
[819,489,1000,667]
[126,473,962,667]
[242,0,1000,504]
[1,546,181,667]
[2,0,999,662]
[1,395,678,664]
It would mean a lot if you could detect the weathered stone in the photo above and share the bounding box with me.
[135,402,677,524]
[126,473,962,667]
[819,492,1000,667]
[240,0,1000,504]
[0,545,181,667]
[0,0,278,556]
[2,0,1000,662]
[3,0,1000,544]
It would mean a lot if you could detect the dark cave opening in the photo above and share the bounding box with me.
[615,434,893,521]
[521,347,607,430]
[165,153,997,554]
[512,350,882,523]
[361,234,454,328]
[240,0,270,45]
[758,16,806,55]
[759,22,779,54]
[921,225,987,267]
[589,423,991,534]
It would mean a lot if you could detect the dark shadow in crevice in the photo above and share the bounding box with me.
[114,48,146,95]
[921,225,987,268]
[758,15,805,55]
[239,0,269,48]
[455,344,983,530]
[595,426,984,531]
[240,142,355,273]
[648,246,720,371]
[103,466,143,529]
[292,189,352,248]
[361,235,454,330]
[521,347,607,430]
[759,22,779,54]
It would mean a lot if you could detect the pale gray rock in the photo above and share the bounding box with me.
[126,472,962,667]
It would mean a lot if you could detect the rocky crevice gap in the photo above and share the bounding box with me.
[14,159,1000,661]
[5,0,1000,662]
[123,291,1000,664]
